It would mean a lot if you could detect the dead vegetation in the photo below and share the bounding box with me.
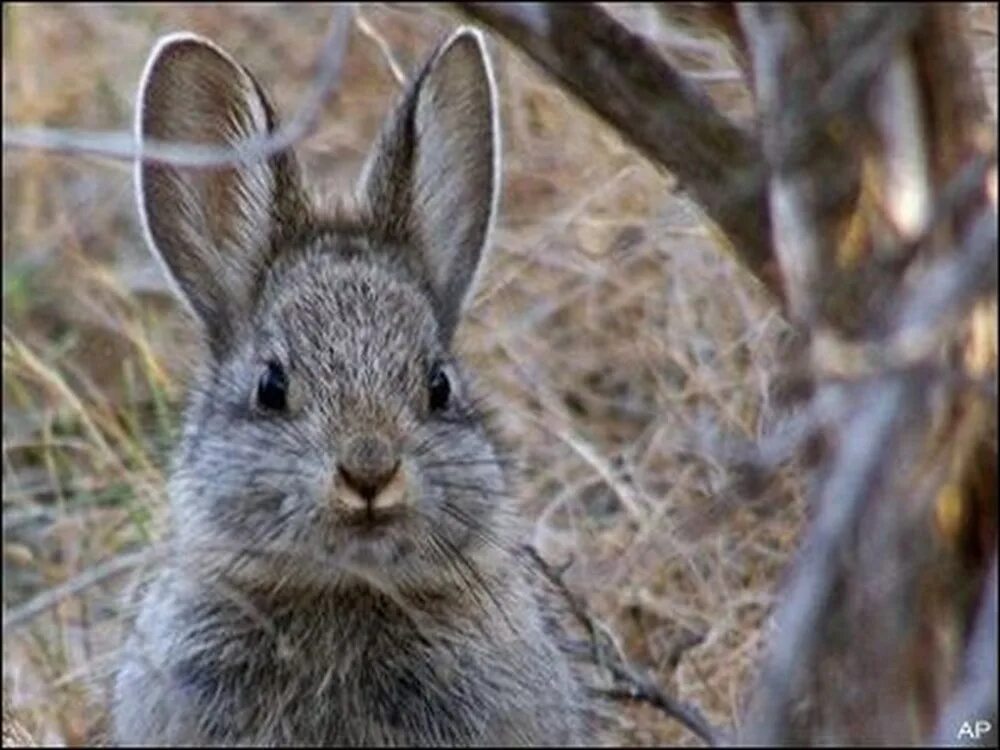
[3,3,996,746]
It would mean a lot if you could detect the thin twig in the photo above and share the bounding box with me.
[2,548,157,632]
[354,5,407,86]
[522,545,721,746]
[1,5,354,168]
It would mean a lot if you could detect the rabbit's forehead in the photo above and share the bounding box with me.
[264,258,439,369]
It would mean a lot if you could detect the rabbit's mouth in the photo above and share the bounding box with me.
[341,504,409,535]
[334,517,419,573]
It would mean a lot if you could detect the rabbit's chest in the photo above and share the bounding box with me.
[174,616,511,745]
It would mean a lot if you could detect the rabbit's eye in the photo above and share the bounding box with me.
[428,363,450,412]
[257,361,288,412]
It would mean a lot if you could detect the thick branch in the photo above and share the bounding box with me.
[932,557,998,746]
[460,2,780,298]
[739,4,930,328]
[745,376,915,744]
[739,2,997,743]
[738,4,832,324]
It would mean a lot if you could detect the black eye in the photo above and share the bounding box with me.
[428,363,450,412]
[257,361,288,412]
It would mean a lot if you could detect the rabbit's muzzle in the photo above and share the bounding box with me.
[332,434,410,526]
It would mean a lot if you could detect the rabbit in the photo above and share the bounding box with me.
[111,24,592,747]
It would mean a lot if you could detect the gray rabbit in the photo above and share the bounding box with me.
[111,25,591,747]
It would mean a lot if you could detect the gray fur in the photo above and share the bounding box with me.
[114,27,589,746]
[357,30,500,342]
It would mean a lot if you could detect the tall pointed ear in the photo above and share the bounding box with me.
[135,33,308,352]
[358,27,500,342]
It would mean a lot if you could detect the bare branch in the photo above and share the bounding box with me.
[739,4,927,326]
[459,2,780,298]
[1,5,353,168]
[745,377,914,744]
[522,545,722,746]
[932,557,998,746]
[738,4,828,324]
[354,5,407,86]
[892,209,998,360]
[873,47,933,241]
[1,549,156,632]
[738,4,996,742]
[810,201,998,379]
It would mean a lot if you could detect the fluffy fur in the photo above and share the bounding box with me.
[113,26,589,746]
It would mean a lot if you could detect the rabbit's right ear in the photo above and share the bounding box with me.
[135,33,308,352]
[358,28,499,343]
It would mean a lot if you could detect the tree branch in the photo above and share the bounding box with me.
[738,3,997,743]
[932,557,998,746]
[744,375,915,744]
[1,549,155,632]
[1,5,353,168]
[522,545,722,746]
[459,2,780,298]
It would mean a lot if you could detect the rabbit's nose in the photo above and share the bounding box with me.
[338,462,399,504]
[335,435,406,512]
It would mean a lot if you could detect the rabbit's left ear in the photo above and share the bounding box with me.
[135,33,308,353]
[359,28,500,342]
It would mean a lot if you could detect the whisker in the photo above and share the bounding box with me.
[427,478,515,500]
[438,502,509,555]
[430,530,517,637]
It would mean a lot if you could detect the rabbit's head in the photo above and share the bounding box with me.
[136,28,510,595]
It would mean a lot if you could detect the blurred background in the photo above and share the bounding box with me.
[2,3,996,745]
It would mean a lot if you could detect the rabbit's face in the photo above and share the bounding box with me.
[172,251,508,591]
[136,28,506,591]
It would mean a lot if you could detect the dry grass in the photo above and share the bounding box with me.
[2,3,995,746]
